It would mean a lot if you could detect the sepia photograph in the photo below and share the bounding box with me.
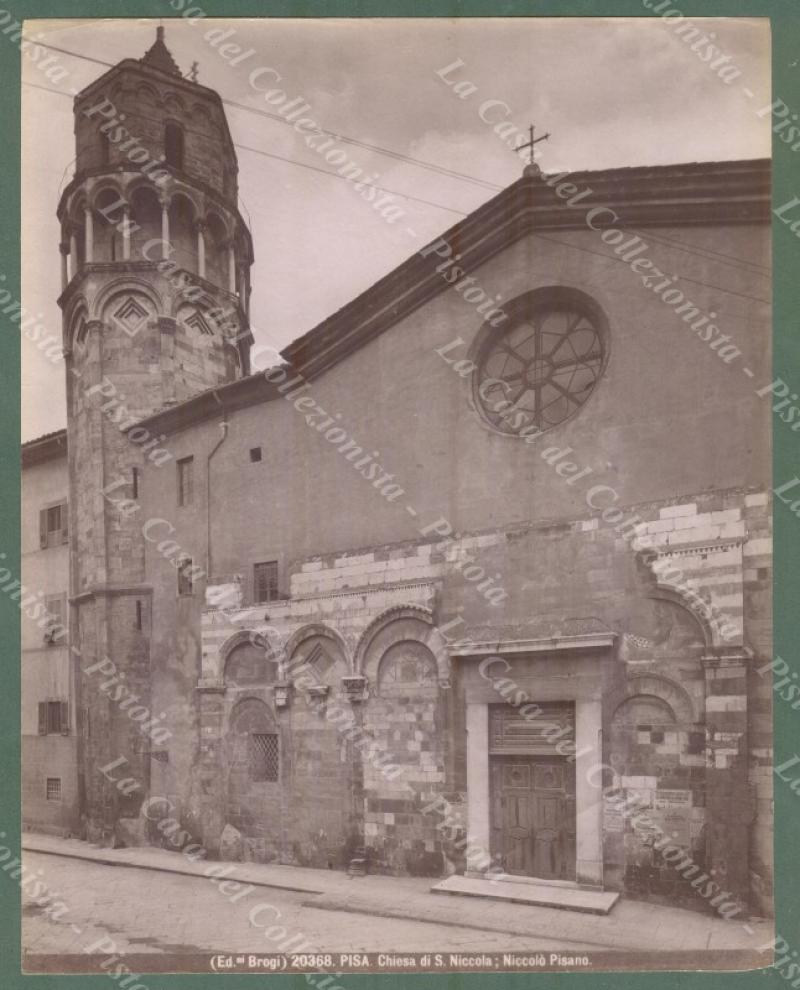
[14,11,778,978]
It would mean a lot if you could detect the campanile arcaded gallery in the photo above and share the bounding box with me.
[21,27,773,919]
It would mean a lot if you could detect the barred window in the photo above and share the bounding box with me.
[253,561,279,604]
[249,732,279,782]
[46,777,62,801]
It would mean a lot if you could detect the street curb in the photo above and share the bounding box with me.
[23,842,326,896]
[302,896,622,950]
[24,840,772,956]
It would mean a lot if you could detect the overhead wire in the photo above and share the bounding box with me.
[23,43,772,299]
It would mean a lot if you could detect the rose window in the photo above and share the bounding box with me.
[475,292,607,434]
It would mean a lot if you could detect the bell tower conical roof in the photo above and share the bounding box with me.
[140,25,181,77]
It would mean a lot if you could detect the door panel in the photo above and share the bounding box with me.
[490,755,575,880]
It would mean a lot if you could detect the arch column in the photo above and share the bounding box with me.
[69,228,78,277]
[160,198,170,259]
[84,206,94,263]
[122,205,131,260]
[59,242,70,291]
[702,650,753,914]
[575,699,603,885]
[465,702,490,868]
[228,243,236,294]
[195,680,227,853]
[196,221,206,279]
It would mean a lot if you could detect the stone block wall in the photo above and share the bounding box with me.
[627,490,772,914]
[22,735,80,835]
[361,643,448,875]
[176,486,773,911]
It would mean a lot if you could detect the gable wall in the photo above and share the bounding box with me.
[140,220,770,592]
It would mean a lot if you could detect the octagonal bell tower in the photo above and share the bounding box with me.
[58,28,254,841]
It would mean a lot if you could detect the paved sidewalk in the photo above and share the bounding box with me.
[23,832,774,955]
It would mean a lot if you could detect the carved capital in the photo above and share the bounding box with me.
[341,675,369,703]
[156,316,178,334]
[273,681,292,708]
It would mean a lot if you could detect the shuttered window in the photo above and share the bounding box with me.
[39,502,68,549]
[253,561,279,603]
[44,594,67,643]
[38,700,69,735]
[46,778,62,801]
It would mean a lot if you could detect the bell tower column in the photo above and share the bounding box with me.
[60,27,254,844]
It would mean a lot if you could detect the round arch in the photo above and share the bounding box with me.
[609,673,697,726]
[284,623,351,670]
[68,302,90,352]
[87,180,126,212]
[375,639,440,697]
[135,82,159,105]
[219,630,274,665]
[64,293,89,335]
[90,275,163,323]
[355,605,449,684]
[644,586,715,651]
[162,92,187,115]
[168,190,199,222]
[68,192,88,226]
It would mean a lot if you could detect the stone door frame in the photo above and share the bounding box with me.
[466,698,604,887]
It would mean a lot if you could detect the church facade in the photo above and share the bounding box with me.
[21,31,773,918]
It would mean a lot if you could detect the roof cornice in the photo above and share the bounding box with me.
[283,159,770,380]
[131,158,772,439]
[22,429,68,468]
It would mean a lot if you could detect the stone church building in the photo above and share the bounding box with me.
[21,30,773,917]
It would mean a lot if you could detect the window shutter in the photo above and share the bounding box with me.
[61,507,69,544]
[38,702,47,735]
[39,509,48,548]
[60,701,70,736]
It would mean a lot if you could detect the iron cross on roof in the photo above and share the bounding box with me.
[519,124,550,174]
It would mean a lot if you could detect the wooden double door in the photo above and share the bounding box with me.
[489,755,576,880]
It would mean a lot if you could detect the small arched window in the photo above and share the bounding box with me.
[164,122,184,170]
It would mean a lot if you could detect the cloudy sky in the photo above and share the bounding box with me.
[21,16,770,440]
